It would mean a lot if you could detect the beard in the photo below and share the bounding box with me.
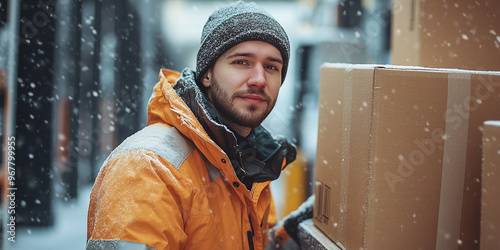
[207,77,276,129]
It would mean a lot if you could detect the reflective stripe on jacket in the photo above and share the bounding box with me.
[87,69,288,250]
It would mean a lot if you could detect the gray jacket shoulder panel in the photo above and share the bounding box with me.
[87,239,156,250]
[106,124,195,170]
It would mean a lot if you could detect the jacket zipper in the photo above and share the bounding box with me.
[250,183,257,200]
[237,151,248,181]
[248,215,255,250]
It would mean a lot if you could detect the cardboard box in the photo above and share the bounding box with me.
[391,0,500,71]
[481,121,500,249]
[313,63,500,250]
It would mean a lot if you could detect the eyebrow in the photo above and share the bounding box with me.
[226,52,283,65]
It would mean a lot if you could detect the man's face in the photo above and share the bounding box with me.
[202,40,283,129]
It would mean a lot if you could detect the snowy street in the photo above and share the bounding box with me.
[8,186,91,250]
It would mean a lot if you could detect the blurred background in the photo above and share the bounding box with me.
[0,0,391,249]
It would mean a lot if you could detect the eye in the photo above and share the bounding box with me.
[233,60,248,66]
[265,64,279,72]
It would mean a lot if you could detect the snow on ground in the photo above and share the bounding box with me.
[9,185,92,250]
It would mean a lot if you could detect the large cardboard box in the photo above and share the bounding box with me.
[391,0,500,71]
[313,63,500,250]
[481,121,500,249]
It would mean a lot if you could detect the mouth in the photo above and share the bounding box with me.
[239,94,268,105]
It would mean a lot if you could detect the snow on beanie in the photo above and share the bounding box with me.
[196,1,290,85]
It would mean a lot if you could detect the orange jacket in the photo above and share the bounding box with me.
[87,69,295,250]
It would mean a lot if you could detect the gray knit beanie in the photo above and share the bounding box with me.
[196,1,290,85]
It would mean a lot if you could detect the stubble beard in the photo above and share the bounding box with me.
[207,77,276,129]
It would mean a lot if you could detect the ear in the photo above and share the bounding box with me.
[201,70,212,88]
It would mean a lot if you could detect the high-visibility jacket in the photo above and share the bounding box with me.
[87,68,296,250]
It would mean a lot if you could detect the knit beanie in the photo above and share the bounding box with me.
[196,1,290,85]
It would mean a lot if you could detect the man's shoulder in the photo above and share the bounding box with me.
[100,123,223,187]
[107,123,195,170]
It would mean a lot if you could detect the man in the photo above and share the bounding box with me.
[87,2,302,249]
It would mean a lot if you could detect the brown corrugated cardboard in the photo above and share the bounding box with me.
[481,121,500,249]
[313,63,500,250]
[391,0,500,71]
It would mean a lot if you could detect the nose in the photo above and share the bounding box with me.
[247,64,266,88]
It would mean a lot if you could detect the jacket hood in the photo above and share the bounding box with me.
[146,68,226,171]
[147,68,229,145]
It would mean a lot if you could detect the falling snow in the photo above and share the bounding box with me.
[4,1,499,249]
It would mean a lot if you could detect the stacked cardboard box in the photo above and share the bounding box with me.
[313,63,500,249]
[481,121,500,249]
[392,0,500,71]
